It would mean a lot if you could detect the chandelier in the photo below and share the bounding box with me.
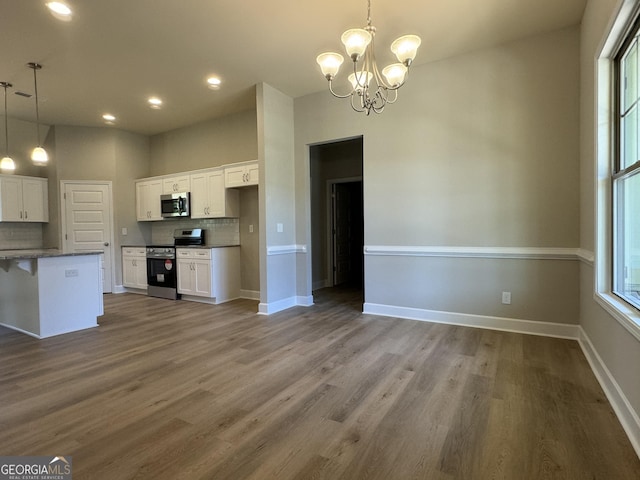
[316,0,421,115]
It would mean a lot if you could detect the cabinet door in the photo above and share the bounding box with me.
[22,178,48,222]
[193,259,212,297]
[245,163,259,185]
[0,176,23,222]
[135,182,148,221]
[207,170,226,217]
[122,257,136,287]
[177,259,194,294]
[189,173,209,218]
[136,180,163,221]
[162,175,191,194]
[225,163,259,188]
[224,166,246,188]
[135,258,148,289]
[147,181,163,220]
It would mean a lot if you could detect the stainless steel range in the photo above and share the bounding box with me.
[146,245,178,300]
[146,228,205,300]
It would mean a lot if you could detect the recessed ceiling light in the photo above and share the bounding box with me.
[207,76,222,90]
[148,97,162,109]
[46,2,72,20]
[102,113,116,124]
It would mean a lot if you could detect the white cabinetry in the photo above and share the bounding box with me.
[162,175,190,194]
[190,169,239,219]
[122,247,147,291]
[176,247,240,303]
[136,179,162,221]
[224,162,259,188]
[0,175,48,223]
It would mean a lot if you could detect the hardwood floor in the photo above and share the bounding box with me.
[0,287,638,479]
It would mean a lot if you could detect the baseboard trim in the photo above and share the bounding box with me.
[116,286,147,295]
[362,303,580,340]
[312,279,331,291]
[258,295,314,315]
[240,289,260,300]
[0,323,43,339]
[578,328,640,459]
[296,295,314,307]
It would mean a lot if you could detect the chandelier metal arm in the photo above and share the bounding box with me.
[327,79,355,99]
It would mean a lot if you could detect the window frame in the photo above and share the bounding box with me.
[593,0,640,343]
[613,15,640,312]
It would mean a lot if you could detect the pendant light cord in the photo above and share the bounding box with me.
[3,84,8,156]
[32,65,41,146]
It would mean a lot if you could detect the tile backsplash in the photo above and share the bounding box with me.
[0,224,43,250]
[151,218,240,246]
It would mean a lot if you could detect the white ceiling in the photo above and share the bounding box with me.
[0,0,587,136]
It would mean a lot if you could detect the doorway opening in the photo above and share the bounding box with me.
[309,137,364,301]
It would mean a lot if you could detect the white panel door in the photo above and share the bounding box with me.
[63,182,114,293]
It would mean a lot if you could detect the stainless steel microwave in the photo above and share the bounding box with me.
[160,192,190,218]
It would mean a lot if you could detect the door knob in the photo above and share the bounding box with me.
[104,242,110,246]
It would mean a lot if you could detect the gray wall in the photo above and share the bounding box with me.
[295,25,581,325]
[149,108,258,175]
[46,125,151,285]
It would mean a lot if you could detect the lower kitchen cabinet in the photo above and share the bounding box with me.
[176,247,240,304]
[122,247,147,291]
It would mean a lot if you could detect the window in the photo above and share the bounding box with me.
[615,20,640,310]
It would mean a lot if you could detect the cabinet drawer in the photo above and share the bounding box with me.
[123,247,146,256]
[176,248,211,259]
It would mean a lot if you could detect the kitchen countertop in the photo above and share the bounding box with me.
[0,249,103,260]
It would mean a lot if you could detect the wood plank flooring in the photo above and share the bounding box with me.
[0,287,638,479]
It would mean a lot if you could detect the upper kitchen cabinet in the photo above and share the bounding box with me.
[224,162,259,188]
[136,178,163,221]
[0,175,48,223]
[162,174,190,194]
[190,168,239,219]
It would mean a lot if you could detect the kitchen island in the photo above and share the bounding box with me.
[0,249,103,339]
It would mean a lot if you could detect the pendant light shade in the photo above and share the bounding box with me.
[31,146,48,164]
[0,157,15,171]
[0,82,15,172]
[28,62,48,166]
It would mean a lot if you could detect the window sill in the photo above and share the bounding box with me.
[594,292,640,342]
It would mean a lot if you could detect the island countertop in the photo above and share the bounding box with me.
[0,249,103,260]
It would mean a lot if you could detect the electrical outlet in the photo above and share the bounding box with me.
[501,291,511,305]
[65,269,79,278]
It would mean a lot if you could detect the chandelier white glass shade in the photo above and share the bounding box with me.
[316,0,420,115]
[28,63,48,166]
[0,82,15,172]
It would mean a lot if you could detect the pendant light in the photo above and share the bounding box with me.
[0,82,15,172]
[28,62,48,166]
